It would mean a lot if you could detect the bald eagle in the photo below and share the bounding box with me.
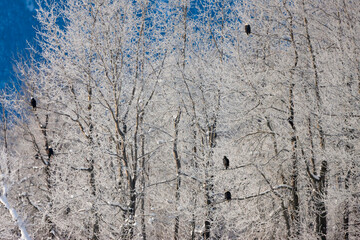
[65,207,71,215]
[225,191,231,201]
[288,116,294,129]
[223,156,229,169]
[245,24,251,35]
[31,97,36,110]
[46,146,54,159]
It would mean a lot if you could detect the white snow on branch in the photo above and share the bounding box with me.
[0,149,31,240]
[1,184,32,240]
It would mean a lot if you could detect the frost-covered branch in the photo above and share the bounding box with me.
[0,151,31,240]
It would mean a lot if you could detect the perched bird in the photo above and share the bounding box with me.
[30,97,37,110]
[223,156,229,170]
[288,116,294,129]
[245,23,251,35]
[65,207,71,215]
[225,191,232,201]
[46,146,54,159]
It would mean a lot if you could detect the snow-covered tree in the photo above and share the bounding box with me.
[0,0,359,239]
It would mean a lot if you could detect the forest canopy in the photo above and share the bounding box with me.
[0,0,359,239]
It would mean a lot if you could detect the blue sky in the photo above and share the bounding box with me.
[0,0,237,91]
[0,0,38,90]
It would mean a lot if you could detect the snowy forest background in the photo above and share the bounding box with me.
[0,0,359,239]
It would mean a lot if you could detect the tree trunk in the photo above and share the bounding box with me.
[173,110,181,240]
[203,119,217,239]
[302,3,327,239]
[86,84,100,240]
[140,129,147,240]
[289,84,300,236]
[190,128,197,240]
[266,117,291,239]
[283,5,300,235]
[307,117,327,239]
[343,169,351,240]
[35,113,56,239]
[315,161,327,240]
[203,176,214,240]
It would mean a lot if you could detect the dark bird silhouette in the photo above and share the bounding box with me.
[31,97,37,110]
[288,116,294,129]
[46,146,54,159]
[65,207,71,215]
[225,191,231,201]
[223,156,229,169]
[245,24,251,35]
